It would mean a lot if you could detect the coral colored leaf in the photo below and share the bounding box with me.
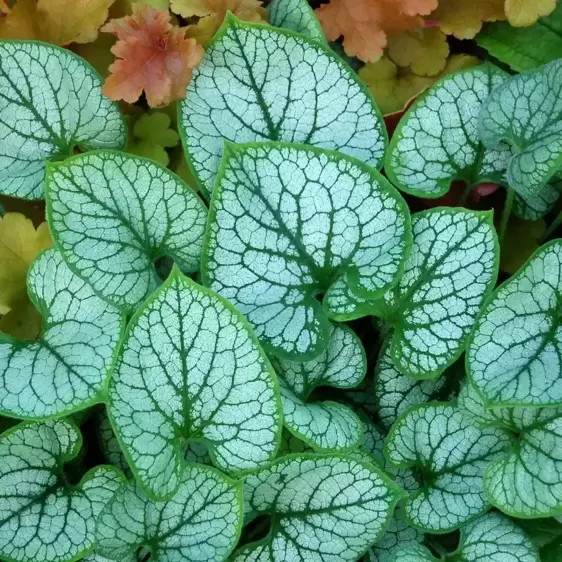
[102,5,204,107]
[430,0,505,39]
[0,0,40,39]
[315,0,437,63]
[37,0,115,46]
[505,0,556,27]
[171,0,266,46]
[387,27,449,76]
[0,1,8,13]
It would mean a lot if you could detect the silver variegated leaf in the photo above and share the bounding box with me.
[384,404,510,532]
[0,41,125,199]
[273,324,365,451]
[385,64,512,199]
[46,151,208,313]
[202,142,410,360]
[468,239,562,406]
[0,419,124,562]
[232,454,402,562]
[479,58,562,198]
[0,249,124,418]
[459,381,562,518]
[268,0,326,42]
[96,464,243,562]
[108,269,282,499]
[179,15,386,195]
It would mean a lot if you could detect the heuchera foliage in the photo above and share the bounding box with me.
[0,2,562,562]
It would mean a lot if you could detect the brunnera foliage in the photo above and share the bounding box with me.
[0,12,561,562]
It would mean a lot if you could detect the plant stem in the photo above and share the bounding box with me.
[540,209,562,244]
[499,187,515,243]
[457,182,473,207]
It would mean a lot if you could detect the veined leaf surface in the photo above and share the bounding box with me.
[46,151,208,313]
[328,208,498,378]
[384,404,510,533]
[459,381,562,518]
[203,142,411,360]
[0,41,125,200]
[0,419,124,562]
[231,454,402,562]
[0,248,123,418]
[96,464,243,562]
[179,15,386,195]
[268,0,326,43]
[468,239,562,406]
[273,324,365,451]
[391,512,539,561]
[385,65,512,199]
[479,59,562,198]
[108,269,282,499]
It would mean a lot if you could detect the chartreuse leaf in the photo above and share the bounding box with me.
[272,324,365,451]
[203,142,411,360]
[268,0,326,43]
[467,239,562,406]
[231,454,403,562]
[385,64,512,199]
[479,59,562,199]
[0,248,123,419]
[0,41,125,200]
[328,208,498,378]
[108,268,282,500]
[179,15,387,196]
[0,419,124,562]
[391,512,539,562]
[96,463,243,562]
[384,404,510,533]
[375,340,446,430]
[46,151,208,313]
[459,380,562,518]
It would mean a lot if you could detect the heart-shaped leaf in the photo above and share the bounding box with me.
[479,59,562,198]
[0,419,124,562]
[391,512,539,561]
[96,464,243,562]
[108,268,282,499]
[459,380,562,518]
[231,454,403,562]
[467,239,562,406]
[328,208,499,378]
[179,15,386,196]
[46,151,208,313]
[272,324,365,451]
[384,404,510,533]
[0,41,125,200]
[0,248,124,418]
[268,0,326,43]
[375,340,447,430]
[203,142,411,360]
[385,64,512,200]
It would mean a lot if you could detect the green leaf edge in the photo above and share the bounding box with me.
[0,418,127,562]
[383,401,495,534]
[383,63,508,200]
[389,208,500,380]
[466,237,562,407]
[235,452,407,558]
[44,149,206,314]
[201,140,413,361]
[177,12,388,200]
[106,265,284,501]
[0,39,128,200]
[0,248,127,421]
